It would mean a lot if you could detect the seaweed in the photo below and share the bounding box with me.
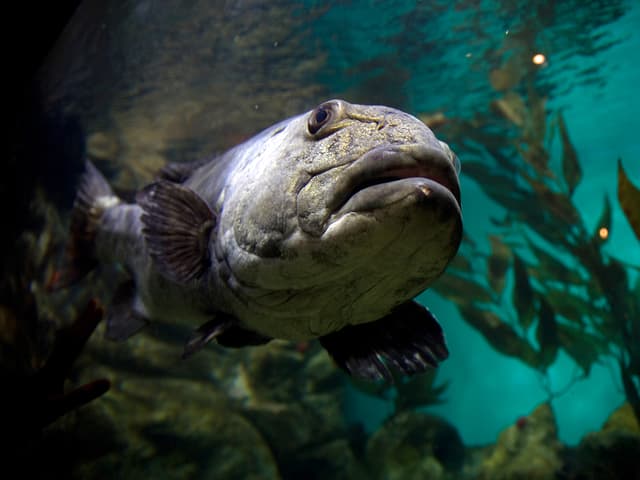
[350,367,449,421]
[429,53,640,422]
[618,160,640,243]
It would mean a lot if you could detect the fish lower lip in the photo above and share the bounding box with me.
[334,177,455,215]
[330,144,461,213]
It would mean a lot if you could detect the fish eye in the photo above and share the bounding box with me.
[315,109,328,123]
[308,105,333,135]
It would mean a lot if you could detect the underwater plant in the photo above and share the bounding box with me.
[351,368,449,420]
[429,81,640,422]
[1,297,109,464]
[617,160,640,244]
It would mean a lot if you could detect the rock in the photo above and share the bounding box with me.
[366,410,465,480]
[303,348,344,392]
[239,342,352,477]
[280,439,368,480]
[87,131,120,163]
[602,402,640,433]
[572,403,640,480]
[246,345,342,410]
[244,342,306,403]
[67,375,280,479]
[242,392,348,467]
[478,403,563,480]
[241,341,348,440]
[59,312,350,479]
[303,391,347,438]
[244,402,316,458]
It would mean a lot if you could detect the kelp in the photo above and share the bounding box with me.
[618,159,640,242]
[350,368,449,420]
[487,235,510,294]
[431,29,640,420]
[558,112,582,196]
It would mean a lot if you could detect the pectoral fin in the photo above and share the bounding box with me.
[182,316,236,359]
[157,158,212,183]
[319,301,448,382]
[137,181,216,284]
[182,317,272,359]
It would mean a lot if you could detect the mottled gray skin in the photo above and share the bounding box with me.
[96,100,462,341]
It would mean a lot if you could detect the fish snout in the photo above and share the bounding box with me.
[296,142,461,236]
[330,143,461,214]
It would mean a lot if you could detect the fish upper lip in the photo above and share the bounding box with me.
[327,143,461,213]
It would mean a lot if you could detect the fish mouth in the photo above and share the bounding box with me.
[328,144,461,216]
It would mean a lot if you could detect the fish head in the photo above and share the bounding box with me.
[216,100,462,334]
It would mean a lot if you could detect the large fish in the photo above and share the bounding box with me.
[55,99,463,381]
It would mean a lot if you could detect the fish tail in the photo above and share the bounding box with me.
[47,161,120,290]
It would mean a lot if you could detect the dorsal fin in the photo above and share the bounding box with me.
[157,157,212,183]
[137,181,216,284]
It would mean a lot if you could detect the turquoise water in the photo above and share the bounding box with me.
[7,0,640,477]
[339,0,640,446]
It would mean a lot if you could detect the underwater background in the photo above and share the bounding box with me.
[4,0,640,478]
